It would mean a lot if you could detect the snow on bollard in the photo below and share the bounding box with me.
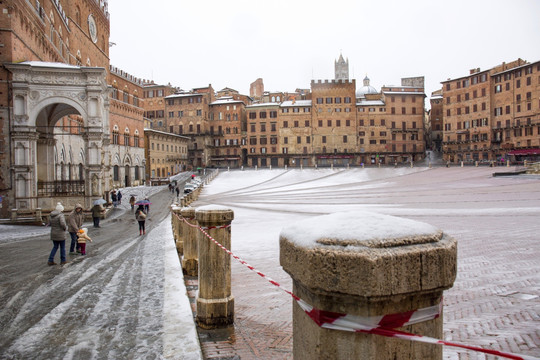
[196,205,235,329]
[181,207,198,277]
[280,211,457,360]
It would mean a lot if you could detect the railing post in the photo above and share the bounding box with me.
[35,208,42,222]
[181,207,198,276]
[171,205,183,255]
[280,211,457,360]
[196,205,234,329]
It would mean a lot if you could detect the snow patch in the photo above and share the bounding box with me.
[280,211,440,248]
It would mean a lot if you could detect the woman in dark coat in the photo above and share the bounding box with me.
[91,203,103,228]
[48,202,68,265]
[135,205,147,236]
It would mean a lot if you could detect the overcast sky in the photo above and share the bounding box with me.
[108,0,540,104]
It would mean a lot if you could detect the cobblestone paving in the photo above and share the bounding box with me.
[190,167,540,359]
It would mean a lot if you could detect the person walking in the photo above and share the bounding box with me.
[67,203,84,254]
[117,190,122,205]
[76,228,92,256]
[48,202,68,266]
[111,190,118,207]
[175,186,180,198]
[91,203,103,228]
[143,197,150,213]
[129,195,136,211]
[135,205,147,235]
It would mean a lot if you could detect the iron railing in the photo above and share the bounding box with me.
[38,180,85,196]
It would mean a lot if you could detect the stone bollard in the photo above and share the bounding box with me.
[181,207,198,276]
[196,205,235,329]
[35,208,42,222]
[171,205,183,255]
[280,211,457,360]
[11,208,18,221]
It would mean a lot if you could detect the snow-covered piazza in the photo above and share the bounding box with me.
[0,166,539,359]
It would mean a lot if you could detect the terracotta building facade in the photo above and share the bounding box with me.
[144,129,189,185]
[0,0,146,219]
[441,58,540,164]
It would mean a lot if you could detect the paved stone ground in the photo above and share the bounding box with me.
[188,167,540,359]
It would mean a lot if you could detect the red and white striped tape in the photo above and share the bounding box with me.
[174,212,540,360]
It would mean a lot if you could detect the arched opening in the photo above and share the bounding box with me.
[125,164,130,187]
[6,62,109,212]
[36,104,86,197]
[113,165,119,182]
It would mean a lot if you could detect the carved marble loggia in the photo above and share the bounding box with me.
[5,61,111,211]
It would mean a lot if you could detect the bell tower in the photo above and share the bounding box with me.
[334,53,349,81]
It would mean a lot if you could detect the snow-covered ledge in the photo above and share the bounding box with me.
[280,211,457,360]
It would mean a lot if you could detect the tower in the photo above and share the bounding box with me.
[334,53,349,81]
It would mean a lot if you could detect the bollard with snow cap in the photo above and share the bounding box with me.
[171,205,183,255]
[196,204,235,329]
[280,211,457,360]
[181,207,198,276]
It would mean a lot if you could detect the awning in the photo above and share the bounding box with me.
[508,148,540,156]
[318,155,354,159]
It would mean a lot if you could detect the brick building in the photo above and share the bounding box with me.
[143,83,178,133]
[379,83,426,165]
[429,89,444,152]
[250,78,264,99]
[144,129,189,185]
[161,85,215,169]
[311,79,357,166]
[239,76,426,168]
[245,102,281,167]
[208,97,246,168]
[441,58,540,164]
[0,0,150,219]
[108,66,146,188]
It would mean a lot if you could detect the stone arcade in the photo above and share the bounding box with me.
[5,62,111,213]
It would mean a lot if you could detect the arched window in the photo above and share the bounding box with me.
[75,6,81,25]
[124,127,130,146]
